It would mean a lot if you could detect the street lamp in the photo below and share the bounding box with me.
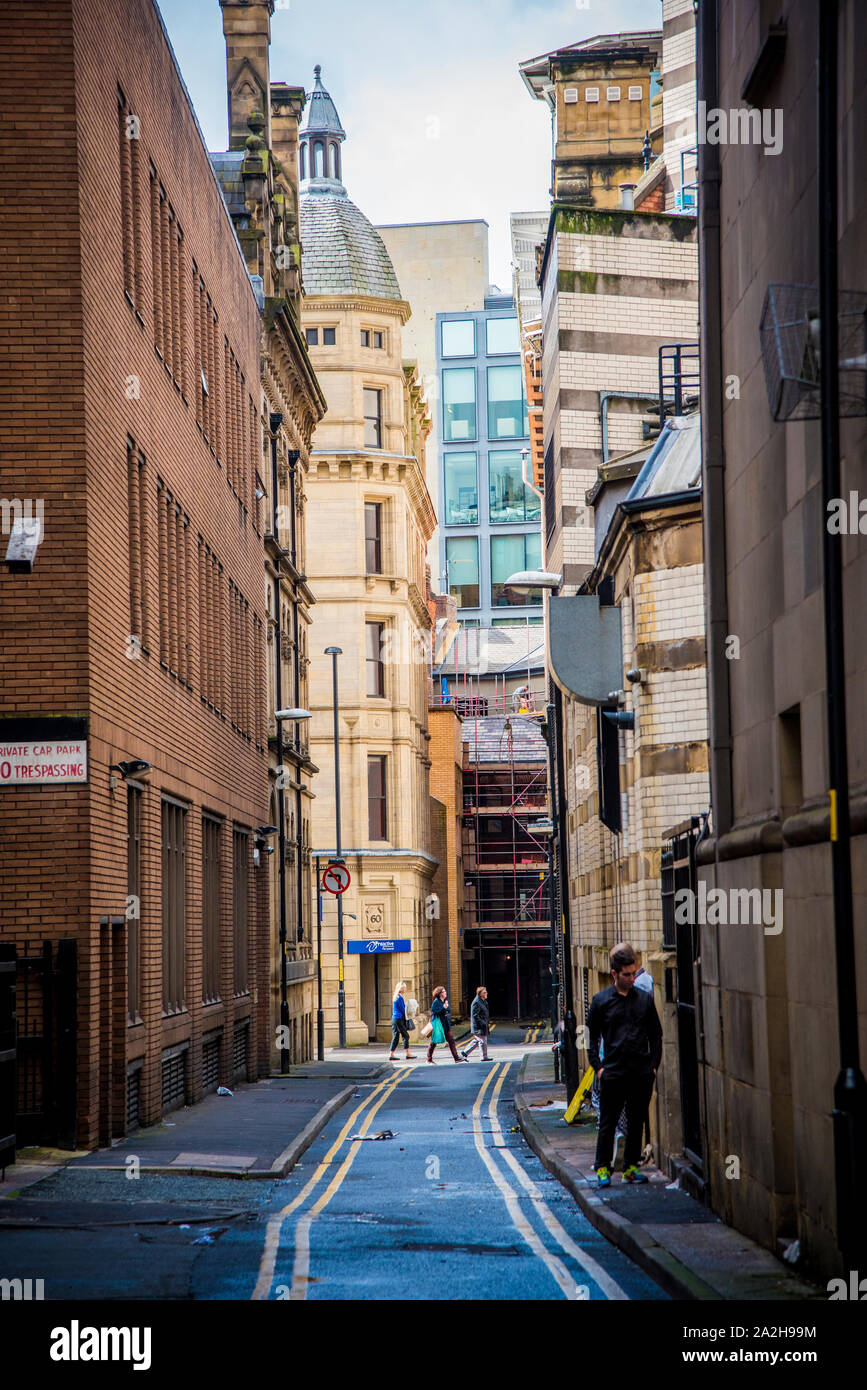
[324,646,346,1048]
[274,707,312,1073]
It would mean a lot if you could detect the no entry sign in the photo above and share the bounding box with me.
[323,862,351,895]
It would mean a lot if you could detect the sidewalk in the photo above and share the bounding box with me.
[2,1060,388,1192]
[514,1051,823,1301]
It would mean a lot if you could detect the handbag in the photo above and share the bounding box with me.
[431,1017,446,1045]
[406,1017,416,1033]
[420,1020,433,1037]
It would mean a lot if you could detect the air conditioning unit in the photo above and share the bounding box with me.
[760,282,867,420]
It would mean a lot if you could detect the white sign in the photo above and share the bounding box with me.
[0,740,88,785]
[5,517,43,567]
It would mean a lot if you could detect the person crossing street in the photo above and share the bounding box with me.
[426,986,468,1063]
[461,985,490,1060]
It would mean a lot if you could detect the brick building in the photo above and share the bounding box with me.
[0,0,274,1148]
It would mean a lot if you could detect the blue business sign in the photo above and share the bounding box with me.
[347,939,411,954]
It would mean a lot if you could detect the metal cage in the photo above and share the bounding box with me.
[760,282,867,421]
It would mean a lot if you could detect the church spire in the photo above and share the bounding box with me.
[298,65,346,193]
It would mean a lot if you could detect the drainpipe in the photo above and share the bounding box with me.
[287,449,304,947]
[269,411,290,1073]
[818,0,867,1268]
[697,0,733,838]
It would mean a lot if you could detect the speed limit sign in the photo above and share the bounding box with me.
[323,862,351,895]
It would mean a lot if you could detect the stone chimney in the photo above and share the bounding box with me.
[220,0,274,150]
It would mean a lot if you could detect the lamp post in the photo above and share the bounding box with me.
[324,646,346,1048]
[275,707,311,1073]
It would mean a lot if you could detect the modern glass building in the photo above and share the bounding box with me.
[437,294,543,628]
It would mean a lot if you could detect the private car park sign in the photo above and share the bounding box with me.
[0,740,88,784]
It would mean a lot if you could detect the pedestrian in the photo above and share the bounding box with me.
[389,981,415,1061]
[460,985,490,1059]
[588,942,662,1188]
[426,986,468,1064]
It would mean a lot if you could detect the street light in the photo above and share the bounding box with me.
[274,706,312,1073]
[504,569,562,592]
[324,646,346,1049]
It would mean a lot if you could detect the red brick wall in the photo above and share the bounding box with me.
[0,0,271,1146]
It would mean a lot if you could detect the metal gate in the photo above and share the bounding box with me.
[0,940,78,1165]
[661,819,703,1168]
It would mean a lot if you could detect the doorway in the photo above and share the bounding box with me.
[359,954,379,1041]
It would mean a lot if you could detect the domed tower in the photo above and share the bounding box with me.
[300,69,436,1048]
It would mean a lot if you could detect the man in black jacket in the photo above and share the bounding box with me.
[587,942,662,1188]
[461,986,490,1060]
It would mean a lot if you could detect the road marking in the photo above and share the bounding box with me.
[487,1066,628,1301]
[251,1071,407,1300]
[471,1064,579,1300]
[288,1070,410,1299]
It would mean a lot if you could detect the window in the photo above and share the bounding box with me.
[366,621,385,697]
[127,787,142,1022]
[628,86,643,101]
[442,367,476,441]
[489,450,540,523]
[368,756,388,840]
[373,330,383,349]
[365,501,382,572]
[156,479,191,683]
[493,616,543,627]
[441,319,475,357]
[491,532,542,606]
[322,327,336,345]
[487,365,527,439]
[585,87,600,102]
[328,142,338,178]
[202,816,221,1005]
[314,141,324,177]
[127,438,149,652]
[563,86,578,104]
[443,452,478,524]
[299,144,306,181]
[305,328,318,346]
[364,388,382,448]
[486,317,520,355]
[233,828,249,996]
[459,617,481,628]
[117,87,143,308]
[446,536,479,608]
[161,799,186,1015]
[607,86,621,101]
[361,329,369,347]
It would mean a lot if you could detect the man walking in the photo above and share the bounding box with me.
[460,986,490,1060]
[588,942,662,1188]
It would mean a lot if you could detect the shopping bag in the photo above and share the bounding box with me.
[431,1017,446,1045]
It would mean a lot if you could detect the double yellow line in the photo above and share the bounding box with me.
[523,1021,544,1044]
[251,1069,410,1301]
[476,1062,628,1300]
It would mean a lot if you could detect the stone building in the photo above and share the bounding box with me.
[428,705,465,1009]
[298,70,437,1044]
[695,0,867,1278]
[212,0,327,1070]
[0,0,274,1147]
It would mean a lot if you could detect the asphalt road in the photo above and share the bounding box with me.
[1,1027,667,1302]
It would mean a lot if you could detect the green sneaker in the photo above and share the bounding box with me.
[596,1166,611,1188]
[622,1165,648,1184]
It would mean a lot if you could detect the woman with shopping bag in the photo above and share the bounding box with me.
[426,986,468,1064]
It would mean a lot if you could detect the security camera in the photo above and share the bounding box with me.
[110,759,151,780]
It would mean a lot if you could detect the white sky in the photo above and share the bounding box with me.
[158,0,660,288]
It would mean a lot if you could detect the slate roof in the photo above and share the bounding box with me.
[462,715,547,765]
[300,190,403,299]
[627,413,701,500]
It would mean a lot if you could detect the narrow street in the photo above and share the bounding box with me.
[1,1030,666,1302]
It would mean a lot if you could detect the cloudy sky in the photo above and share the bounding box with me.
[159,0,660,288]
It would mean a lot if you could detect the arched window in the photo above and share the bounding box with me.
[328,142,337,178]
[299,143,306,181]
[334,144,341,181]
[314,141,324,178]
